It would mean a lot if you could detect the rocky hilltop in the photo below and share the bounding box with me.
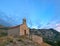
[30,28,60,46]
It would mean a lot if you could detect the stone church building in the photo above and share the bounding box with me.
[7,18,29,36]
[0,18,29,36]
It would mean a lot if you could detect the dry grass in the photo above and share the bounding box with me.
[0,37,7,46]
[0,36,42,46]
[0,36,14,46]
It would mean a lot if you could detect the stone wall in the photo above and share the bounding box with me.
[8,27,20,36]
[32,35,43,44]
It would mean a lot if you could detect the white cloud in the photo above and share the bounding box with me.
[54,27,60,32]
[54,23,60,32]
[40,22,60,32]
[31,24,38,29]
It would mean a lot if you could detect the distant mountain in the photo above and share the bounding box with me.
[30,28,60,46]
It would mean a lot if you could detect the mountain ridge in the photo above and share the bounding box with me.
[30,28,60,46]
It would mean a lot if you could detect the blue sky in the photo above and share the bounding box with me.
[0,0,60,31]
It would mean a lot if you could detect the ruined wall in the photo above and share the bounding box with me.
[32,35,43,44]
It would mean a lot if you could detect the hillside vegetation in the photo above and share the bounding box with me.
[30,28,60,46]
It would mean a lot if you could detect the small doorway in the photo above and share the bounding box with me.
[24,30,26,35]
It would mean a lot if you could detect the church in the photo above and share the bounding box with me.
[7,18,29,36]
[0,18,30,36]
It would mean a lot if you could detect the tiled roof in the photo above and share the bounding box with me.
[0,24,21,30]
[8,25,20,29]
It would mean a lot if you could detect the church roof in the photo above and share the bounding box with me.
[0,24,23,30]
[8,25,20,29]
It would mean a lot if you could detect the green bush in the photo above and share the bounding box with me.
[55,41,60,46]
[0,32,7,37]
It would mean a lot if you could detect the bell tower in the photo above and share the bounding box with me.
[23,18,26,24]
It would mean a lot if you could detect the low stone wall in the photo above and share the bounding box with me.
[32,35,43,44]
